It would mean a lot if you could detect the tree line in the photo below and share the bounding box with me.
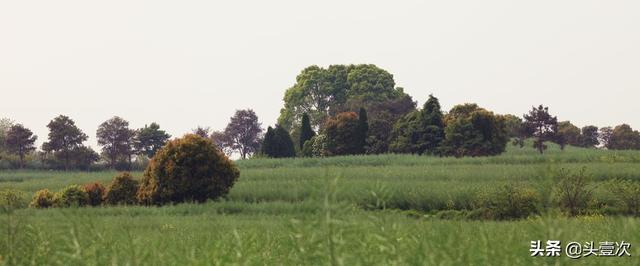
[1,64,639,169]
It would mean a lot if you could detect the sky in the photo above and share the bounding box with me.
[1,0,639,150]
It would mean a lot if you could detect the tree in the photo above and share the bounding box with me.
[440,105,508,157]
[503,114,523,138]
[599,127,613,149]
[97,116,136,169]
[223,109,263,159]
[556,121,581,150]
[0,118,14,153]
[42,115,88,170]
[192,126,210,138]
[299,113,316,150]
[389,95,445,155]
[324,112,361,156]
[355,108,369,154]
[522,105,558,154]
[210,130,233,156]
[278,64,409,132]
[5,124,37,168]
[135,123,171,158]
[261,125,296,158]
[580,125,599,148]
[607,124,640,150]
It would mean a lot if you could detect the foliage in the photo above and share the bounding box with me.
[299,113,315,150]
[502,114,523,138]
[440,105,508,157]
[104,172,139,205]
[222,109,263,159]
[137,134,239,204]
[4,124,37,168]
[355,108,369,154]
[261,125,296,158]
[135,122,171,158]
[0,189,27,212]
[472,184,540,220]
[553,167,592,216]
[54,185,89,207]
[192,126,211,138]
[523,105,558,154]
[556,121,581,149]
[309,134,329,157]
[607,124,640,150]
[580,125,600,148]
[278,64,409,132]
[324,112,361,156]
[606,178,640,216]
[389,95,445,155]
[0,117,15,153]
[42,115,89,170]
[599,127,613,148]
[83,182,105,206]
[97,116,136,169]
[29,189,55,208]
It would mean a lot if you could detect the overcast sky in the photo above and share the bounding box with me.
[1,0,639,149]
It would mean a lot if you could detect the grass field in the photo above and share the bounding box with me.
[1,144,640,265]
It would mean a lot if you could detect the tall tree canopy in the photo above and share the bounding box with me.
[42,115,89,170]
[5,124,37,168]
[223,109,263,159]
[580,125,599,148]
[556,121,581,150]
[135,123,171,158]
[97,116,136,169]
[523,105,558,154]
[389,95,445,155]
[278,64,409,132]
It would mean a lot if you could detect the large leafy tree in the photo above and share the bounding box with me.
[223,109,263,159]
[135,123,171,158]
[278,64,408,132]
[580,125,599,148]
[522,105,558,154]
[607,124,640,150]
[261,125,296,158]
[299,113,315,150]
[440,105,508,157]
[556,121,581,150]
[324,112,361,156]
[97,116,136,169]
[5,124,37,168]
[42,115,89,170]
[389,95,445,155]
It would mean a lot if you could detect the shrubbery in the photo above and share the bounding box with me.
[471,184,540,220]
[104,172,139,205]
[54,185,89,207]
[553,167,592,216]
[137,134,240,204]
[29,189,55,208]
[606,178,640,216]
[83,182,105,206]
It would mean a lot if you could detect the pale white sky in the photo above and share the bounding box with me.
[1,0,639,150]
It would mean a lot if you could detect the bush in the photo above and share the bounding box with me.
[54,185,89,207]
[83,182,105,206]
[104,172,139,205]
[29,189,55,208]
[606,178,640,216]
[0,189,27,212]
[553,167,592,216]
[137,134,240,205]
[473,184,540,220]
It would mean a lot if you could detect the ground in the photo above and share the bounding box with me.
[1,144,639,265]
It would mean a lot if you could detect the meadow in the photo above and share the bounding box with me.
[1,144,640,265]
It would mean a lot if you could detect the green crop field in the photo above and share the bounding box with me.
[1,144,640,265]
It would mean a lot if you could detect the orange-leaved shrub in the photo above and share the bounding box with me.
[137,134,240,205]
[54,185,89,207]
[83,182,105,206]
[104,172,139,205]
[29,189,55,208]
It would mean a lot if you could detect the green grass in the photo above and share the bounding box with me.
[1,144,640,265]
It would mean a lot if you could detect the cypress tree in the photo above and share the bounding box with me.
[262,125,296,158]
[261,126,275,156]
[356,108,369,154]
[299,113,315,149]
[418,94,445,155]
